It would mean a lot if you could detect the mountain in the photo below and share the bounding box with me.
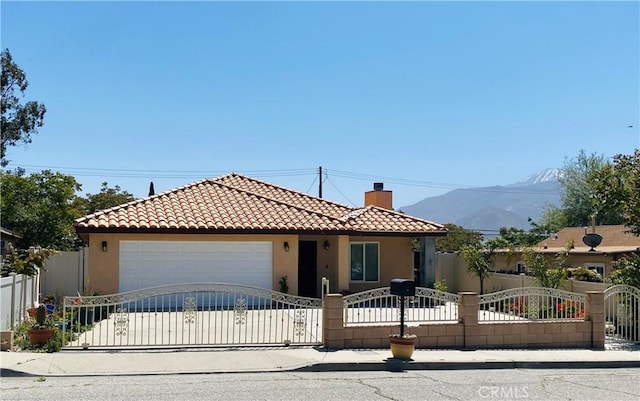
[510,168,563,186]
[400,170,561,233]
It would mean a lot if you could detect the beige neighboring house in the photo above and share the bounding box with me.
[0,227,22,259]
[494,225,640,277]
[74,173,446,296]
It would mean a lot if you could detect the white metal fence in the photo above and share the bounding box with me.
[63,283,323,349]
[478,287,586,322]
[343,287,460,325]
[604,284,639,344]
[0,273,39,330]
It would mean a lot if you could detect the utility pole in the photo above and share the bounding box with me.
[318,166,323,198]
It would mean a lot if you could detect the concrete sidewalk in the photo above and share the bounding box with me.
[1,347,639,377]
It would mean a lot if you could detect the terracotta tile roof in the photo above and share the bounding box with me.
[74,173,446,236]
[536,225,640,254]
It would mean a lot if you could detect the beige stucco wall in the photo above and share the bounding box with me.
[493,252,617,276]
[436,253,612,294]
[85,233,416,296]
[347,236,414,294]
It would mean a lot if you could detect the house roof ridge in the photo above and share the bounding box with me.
[351,205,447,229]
[217,172,354,209]
[210,173,352,224]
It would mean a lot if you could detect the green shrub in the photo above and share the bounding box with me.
[433,280,448,292]
[567,266,603,283]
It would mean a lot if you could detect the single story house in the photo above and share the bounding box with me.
[74,173,447,296]
[0,227,22,259]
[494,225,640,277]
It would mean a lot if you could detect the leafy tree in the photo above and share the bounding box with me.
[591,149,640,236]
[1,49,46,167]
[486,224,547,249]
[537,205,568,234]
[522,244,570,289]
[460,244,493,294]
[1,243,57,277]
[436,223,483,252]
[554,150,623,227]
[610,255,640,288]
[80,182,136,215]
[1,170,83,250]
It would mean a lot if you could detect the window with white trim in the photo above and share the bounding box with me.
[586,263,605,276]
[516,261,526,273]
[350,242,379,282]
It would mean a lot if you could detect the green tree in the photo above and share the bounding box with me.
[486,224,547,249]
[610,255,640,288]
[436,223,483,252]
[591,149,640,236]
[522,244,570,289]
[537,205,568,234]
[554,150,623,227]
[460,244,493,294]
[1,49,46,167]
[1,170,83,250]
[80,182,136,215]
[1,243,57,277]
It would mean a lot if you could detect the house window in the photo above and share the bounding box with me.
[350,242,379,282]
[586,263,605,276]
[516,261,526,274]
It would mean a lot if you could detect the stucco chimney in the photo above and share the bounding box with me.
[364,182,393,209]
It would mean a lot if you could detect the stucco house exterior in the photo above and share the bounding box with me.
[74,173,446,296]
[493,225,640,278]
[0,227,22,259]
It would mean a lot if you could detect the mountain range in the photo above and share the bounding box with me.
[400,169,562,233]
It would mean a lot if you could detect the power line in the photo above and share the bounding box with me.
[327,169,559,195]
[325,176,357,207]
[9,164,559,195]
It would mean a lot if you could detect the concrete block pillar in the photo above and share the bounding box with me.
[322,294,345,349]
[459,292,479,349]
[585,291,605,349]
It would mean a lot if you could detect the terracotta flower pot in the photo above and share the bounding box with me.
[27,328,54,347]
[389,334,417,360]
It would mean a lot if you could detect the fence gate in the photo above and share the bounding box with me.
[62,283,323,349]
[604,284,640,347]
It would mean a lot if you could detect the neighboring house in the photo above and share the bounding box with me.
[74,173,446,296]
[0,227,22,259]
[494,225,640,277]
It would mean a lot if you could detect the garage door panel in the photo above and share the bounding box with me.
[119,241,273,292]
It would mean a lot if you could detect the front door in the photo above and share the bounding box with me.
[298,241,317,298]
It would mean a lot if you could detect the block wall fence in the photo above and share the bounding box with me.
[322,291,605,350]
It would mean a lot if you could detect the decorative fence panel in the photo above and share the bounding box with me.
[604,284,639,345]
[478,287,586,322]
[343,287,459,325]
[62,283,323,349]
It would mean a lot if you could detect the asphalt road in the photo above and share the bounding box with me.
[1,368,638,401]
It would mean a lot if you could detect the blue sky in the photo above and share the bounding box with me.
[2,1,638,209]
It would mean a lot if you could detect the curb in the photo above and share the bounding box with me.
[3,360,638,378]
[294,360,640,372]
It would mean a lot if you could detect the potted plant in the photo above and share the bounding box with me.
[388,279,417,360]
[27,305,55,347]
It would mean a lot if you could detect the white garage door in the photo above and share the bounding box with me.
[119,241,273,292]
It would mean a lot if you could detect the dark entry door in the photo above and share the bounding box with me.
[413,251,421,286]
[298,241,317,298]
